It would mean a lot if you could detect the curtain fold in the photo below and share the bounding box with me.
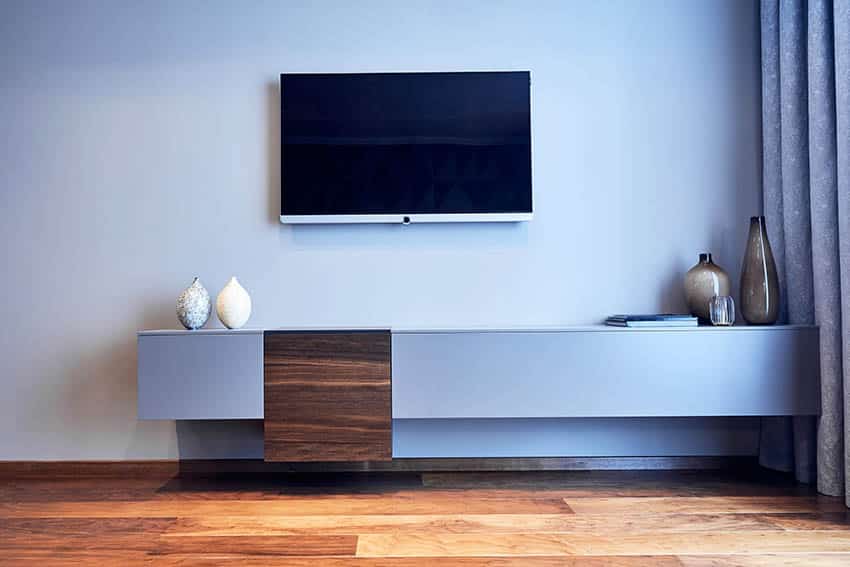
[759,0,850,505]
[835,0,850,508]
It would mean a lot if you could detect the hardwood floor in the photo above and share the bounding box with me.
[1,466,848,565]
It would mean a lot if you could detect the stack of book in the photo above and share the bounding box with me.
[605,314,698,328]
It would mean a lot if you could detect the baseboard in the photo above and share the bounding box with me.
[0,460,180,479]
[0,456,759,479]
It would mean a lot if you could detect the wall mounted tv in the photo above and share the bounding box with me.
[280,71,532,224]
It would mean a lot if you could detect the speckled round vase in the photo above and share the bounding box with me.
[216,277,252,329]
[176,277,211,330]
[684,253,731,321]
[740,216,779,325]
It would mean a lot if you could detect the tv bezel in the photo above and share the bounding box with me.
[278,71,533,225]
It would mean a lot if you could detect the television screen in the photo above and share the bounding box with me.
[280,71,532,223]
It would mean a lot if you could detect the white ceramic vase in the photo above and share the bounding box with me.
[216,277,252,329]
[176,277,211,330]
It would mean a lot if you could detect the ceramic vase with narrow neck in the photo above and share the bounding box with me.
[740,216,779,325]
[684,253,731,321]
[216,277,252,329]
[176,277,211,330]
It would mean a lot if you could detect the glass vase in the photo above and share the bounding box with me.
[709,295,735,326]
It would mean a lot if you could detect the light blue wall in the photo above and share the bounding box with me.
[0,0,762,459]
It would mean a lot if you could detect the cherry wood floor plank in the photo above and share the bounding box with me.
[0,474,427,503]
[0,479,276,503]
[0,516,176,536]
[357,532,578,556]
[566,496,847,515]
[762,511,850,530]
[677,554,850,566]
[1,550,154,567]
[2,468,811,502]
[24,556,678,567]
[152,535,357,557]
[160,556,683,566]
[356,531,850,557]
[422,470,814,497]
[0,534,157,553]
[0,479,796,504]
[164,512,783,537]
[0,469,811,502]
[0,491,572,518]
[0,517,175,555]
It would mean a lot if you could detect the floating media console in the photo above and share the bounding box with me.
[137,326,820,462]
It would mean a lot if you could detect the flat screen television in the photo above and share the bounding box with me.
[280,71,532,224]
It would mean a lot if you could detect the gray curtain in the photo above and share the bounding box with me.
[759,0,850,505]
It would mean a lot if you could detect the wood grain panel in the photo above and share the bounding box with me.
[264,331,391,462]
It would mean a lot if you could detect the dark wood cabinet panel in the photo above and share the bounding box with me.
[263,331,392,462]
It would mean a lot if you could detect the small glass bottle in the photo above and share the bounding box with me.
[709,295,735,326]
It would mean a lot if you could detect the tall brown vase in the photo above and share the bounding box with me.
[740,216,780,325]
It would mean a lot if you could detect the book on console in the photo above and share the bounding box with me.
[605,314,698,327]
[606,319,698,327]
